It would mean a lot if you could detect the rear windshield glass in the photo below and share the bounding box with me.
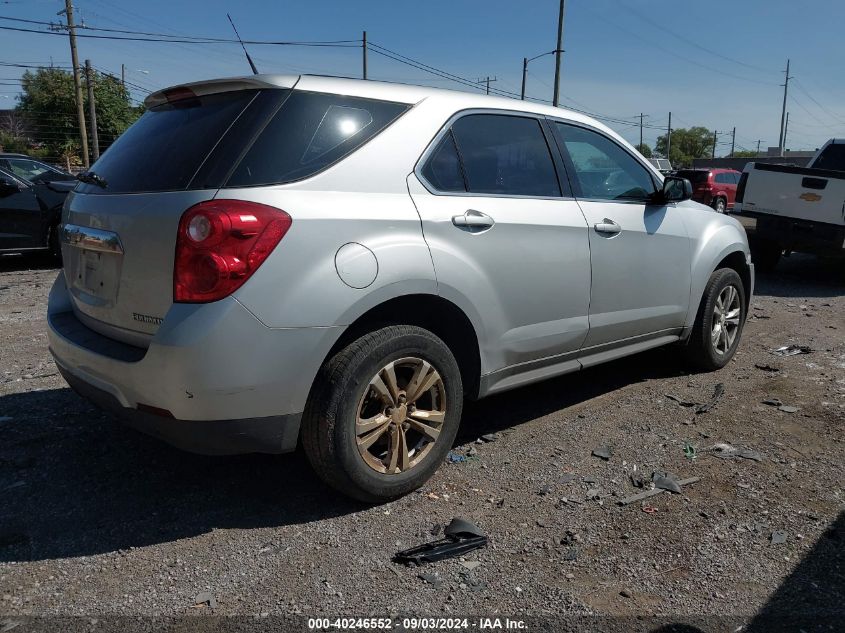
[676,170,709,184]
[225,92,409,187]
[813,143,845,171]
[77,90,258,194]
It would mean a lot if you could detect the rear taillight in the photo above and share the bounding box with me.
[174,200,291,303]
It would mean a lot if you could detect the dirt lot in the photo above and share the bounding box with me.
[1,252,843,629]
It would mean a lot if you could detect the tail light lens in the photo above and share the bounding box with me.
[174,200,291,303]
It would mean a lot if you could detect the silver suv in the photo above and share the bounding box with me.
[48,75,753,501]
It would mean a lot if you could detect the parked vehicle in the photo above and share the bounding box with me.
[48,75,754,501]
[0,153,76,183]
[0,162,75,258]
[734,139,845,270]
[647,157,673,174]
[675,168,741,213]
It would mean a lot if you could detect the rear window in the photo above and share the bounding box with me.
[77,90,259,194]
[676,170,709,184]
[813,143,845,171]
[225,92,409,187]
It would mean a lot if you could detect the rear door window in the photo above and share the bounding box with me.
[77,90,261,194]
[449,114,561,197]
[420,131,466,192]
[226,92,409,187]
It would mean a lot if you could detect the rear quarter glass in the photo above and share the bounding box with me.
[224,91,409,187]
[76,90,263,195]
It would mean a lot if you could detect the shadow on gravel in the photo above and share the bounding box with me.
[457,344,689,445]
[0,344,691,562]
[754,253,845,299]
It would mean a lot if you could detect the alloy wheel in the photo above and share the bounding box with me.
[355,357,447,474]
[711,284,741,355]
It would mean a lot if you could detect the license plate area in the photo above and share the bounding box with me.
[61,224,124,309]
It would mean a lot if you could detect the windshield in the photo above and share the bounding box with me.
[4,158,73,183]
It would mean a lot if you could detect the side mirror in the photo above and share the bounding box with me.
[661,176,692,202]
[0,176,23,194]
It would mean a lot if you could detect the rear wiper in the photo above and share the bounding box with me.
[76,170,108,189]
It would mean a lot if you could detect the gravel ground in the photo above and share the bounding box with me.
[0,251,843,628]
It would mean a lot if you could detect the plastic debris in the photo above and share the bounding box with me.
[642,504,658,514]
[592,445,613,460]
[666,394,697,407]
[771,345,812,356]
[618,476,701,506]
[754,364,780,372]
[771,531,787,545]
[710,443,763,462]
[447,452,467,463]
[193,592,217,609]
[480,433,498,443]
[683,443,697,460]
[763,398,783,407]
[696,383,725,414]
[652,472,682,494]
[778,405,800,413]
[394,518,487,565]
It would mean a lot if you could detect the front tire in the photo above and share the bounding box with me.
[302,325,463,502]
[684,268,746,370]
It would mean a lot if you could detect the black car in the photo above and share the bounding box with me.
[0,154,76,260]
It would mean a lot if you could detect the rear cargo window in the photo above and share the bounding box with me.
[813,143,845,171]
[77,90,259,194]
[225,92,409,187]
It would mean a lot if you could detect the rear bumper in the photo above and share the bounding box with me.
[47,273,343,454]
[57,364,301,455]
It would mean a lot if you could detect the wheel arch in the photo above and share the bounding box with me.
[322,293,483,400]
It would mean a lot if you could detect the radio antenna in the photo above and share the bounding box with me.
[227,13,259,75]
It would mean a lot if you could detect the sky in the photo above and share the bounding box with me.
[1,0,844,155]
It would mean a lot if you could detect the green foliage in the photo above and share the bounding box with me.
[655,127,715,168]
[635,143,653,158]
[732,150,758,158]
[14,67,141,163]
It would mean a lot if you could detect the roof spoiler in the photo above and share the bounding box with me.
[144,75,299,108]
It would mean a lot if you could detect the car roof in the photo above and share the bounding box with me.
[145,73,617,135]
[0,153,32,159]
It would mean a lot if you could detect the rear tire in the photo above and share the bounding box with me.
[712,197,726,213]
[302,325,463,503]
[684,268,746,371]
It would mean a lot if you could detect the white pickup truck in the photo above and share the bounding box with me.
[734,138,845,270]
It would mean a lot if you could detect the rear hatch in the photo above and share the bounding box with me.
[62,78,296,346]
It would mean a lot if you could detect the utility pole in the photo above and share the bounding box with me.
[121,63,125,87]
[84,59,99,161]
[712,130,718,159]
[60,0,89,168]
[666,112,672,162]
[478,76,497,95]
[521,57,528,100]
[756,139,761,156]
[362,31,368,80]
[639,113,644,148]
[552,0,565,107]
[783,112,790,152]
[778,58,791,157]
[730,126,736,157]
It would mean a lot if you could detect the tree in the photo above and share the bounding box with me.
[654,127,715,168]
[635,143,653,158]
[732,149,758,158]
[15,67,141,164]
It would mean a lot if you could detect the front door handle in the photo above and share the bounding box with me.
[594,219,621,235]
[452,209,495,229]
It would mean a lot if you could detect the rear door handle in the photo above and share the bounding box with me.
[452,209,495,229]
[594,219,621,235]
